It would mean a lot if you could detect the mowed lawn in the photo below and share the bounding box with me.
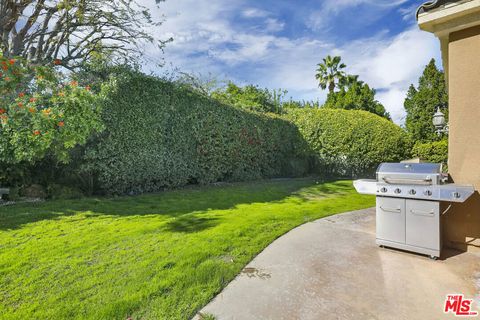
[0,179,374,320]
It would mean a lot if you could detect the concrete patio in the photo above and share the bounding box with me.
[195,208,480,320]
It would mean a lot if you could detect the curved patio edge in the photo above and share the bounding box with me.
[194,208,480,320]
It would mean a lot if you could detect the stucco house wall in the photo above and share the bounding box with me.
[444,25,480,251]
[418,1,480,252]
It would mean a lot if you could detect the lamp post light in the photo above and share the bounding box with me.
[433,106,449,136]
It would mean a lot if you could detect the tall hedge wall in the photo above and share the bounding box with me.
[82,71,308,194]
[285,108,411,177]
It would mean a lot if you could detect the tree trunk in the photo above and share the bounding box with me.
[328,81,335,93]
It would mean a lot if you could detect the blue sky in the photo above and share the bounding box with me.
[142,0,441,124]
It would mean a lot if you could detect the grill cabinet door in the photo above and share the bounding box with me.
[376,197,405,243]
[406,200,440,250]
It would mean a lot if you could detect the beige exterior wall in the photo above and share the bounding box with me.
[443,25,480,251]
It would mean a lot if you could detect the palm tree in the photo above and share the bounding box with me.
[315,55,347,94]
[339,74,363,90]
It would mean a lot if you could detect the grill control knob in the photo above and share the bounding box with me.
[394,188,401,194]
[380,187,387,193]
[409,189,416,195]
[453,192,461,199]
[424,190,432,196]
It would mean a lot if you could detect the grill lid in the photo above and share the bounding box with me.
[377,163,441,175]
[376,162,443,185]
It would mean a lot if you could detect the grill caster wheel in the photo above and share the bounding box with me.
[430,255,438,260]
[379,245,384,248]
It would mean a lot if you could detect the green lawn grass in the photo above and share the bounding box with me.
[0,179,374,320]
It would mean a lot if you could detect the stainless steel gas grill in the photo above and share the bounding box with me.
[354,163,475,259]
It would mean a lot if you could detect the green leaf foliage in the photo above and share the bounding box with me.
[0,56,103,165]
[411,139,448,170]
[404,59,448,142]
[315,55,347,93]
[82,70,308,194]
[211,82,285,114]
[285,108,411,177]
[324,79,391,119]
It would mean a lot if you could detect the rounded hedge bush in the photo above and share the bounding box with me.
[285,108,411,178]
[82,70,308,194]
[412,139,448,170]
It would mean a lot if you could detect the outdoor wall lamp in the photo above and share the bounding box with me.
[433,105,449,136]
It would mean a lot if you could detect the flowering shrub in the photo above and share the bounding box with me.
[0,56,103,164]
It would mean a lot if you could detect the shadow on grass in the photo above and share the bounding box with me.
[292,181,352,201]
[163,214,219,233]
[0,179,351,231]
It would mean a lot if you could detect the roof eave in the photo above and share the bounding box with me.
[418,0,480,35]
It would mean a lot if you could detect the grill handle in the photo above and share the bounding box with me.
[380,206,401,213]
[410,209,435,216]
[382,177,432,185]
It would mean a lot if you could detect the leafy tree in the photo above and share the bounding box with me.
[71,56,139,93]
[0,0,169,69]
[174,72,223,96]
[324,78,390,119]
[404,59,448,142]
[283,99,321,109]
[0,55,103,165]
[340,74,362,89]
[315,55,346,93]
[212,82,286,114]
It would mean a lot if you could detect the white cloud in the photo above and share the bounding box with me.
[307,0,408,31]
[265,18,285,32]
[376,88,409,124]
[339,27,440,123]
[398,3,420,22]
[241,8,284,32]
[242,8,270,18]
[139,0,441,124]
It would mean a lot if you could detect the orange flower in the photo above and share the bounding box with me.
[41,108,51,115]
[33,130,40,136]
[17,102,23,108]
[0,108,6,114]
[29,97,36,103]
[29,107,36,113]
[54,59,62,65]
[85,85,91,91]
[58,121,65,127]
[4,77,10,81]
[58,91,65,97]
[2,65,8,71]
[19,92,25,98]
[9,59,15,65]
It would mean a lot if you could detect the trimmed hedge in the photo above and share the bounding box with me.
[285,108,411,177]
[82,71,308,194]
[412,139,448,170]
